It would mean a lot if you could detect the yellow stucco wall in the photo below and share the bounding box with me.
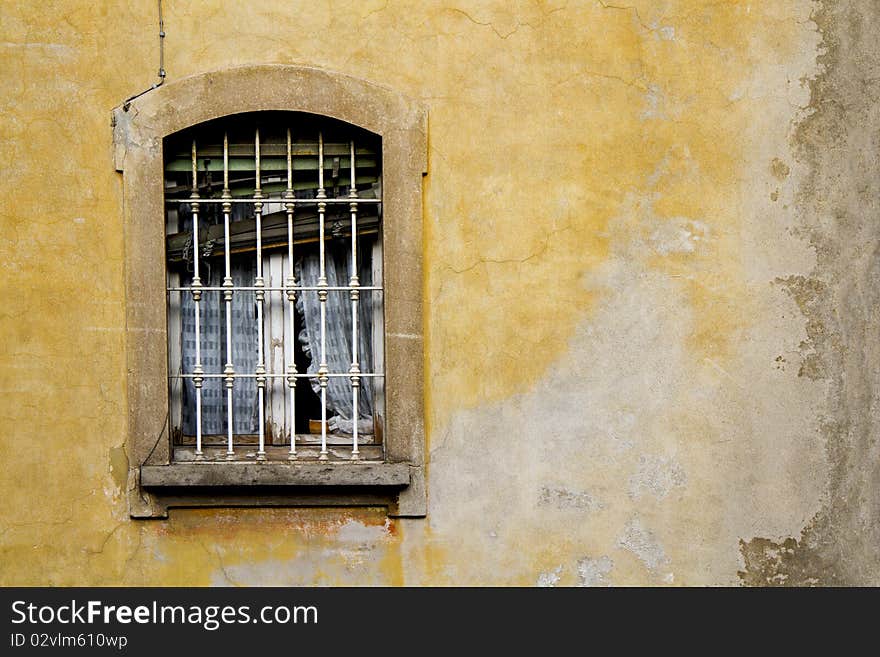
[2,1,877,585]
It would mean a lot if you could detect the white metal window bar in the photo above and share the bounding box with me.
[285,128,296,460]
[168,117,383,462]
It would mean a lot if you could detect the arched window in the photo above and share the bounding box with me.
[114,67,426,518]
[165,113,384,461]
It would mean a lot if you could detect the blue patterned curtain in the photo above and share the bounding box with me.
[179,260,259,435]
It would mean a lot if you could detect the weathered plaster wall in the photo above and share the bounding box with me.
[1,0,877,585]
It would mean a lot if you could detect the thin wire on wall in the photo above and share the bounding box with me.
[123,0,166,109]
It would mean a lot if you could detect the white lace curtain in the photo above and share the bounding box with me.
[296,242,375,434]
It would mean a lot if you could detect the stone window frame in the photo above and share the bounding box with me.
[112,65,426,518]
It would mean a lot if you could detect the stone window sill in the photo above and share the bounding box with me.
[140,461,411,488]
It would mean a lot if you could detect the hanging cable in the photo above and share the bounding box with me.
[123,0,166,110]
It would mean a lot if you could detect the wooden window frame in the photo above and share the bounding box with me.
[113,65,427,518]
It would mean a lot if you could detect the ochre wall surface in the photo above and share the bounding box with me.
[1,0,877,585]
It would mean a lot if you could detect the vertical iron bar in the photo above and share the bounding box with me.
[190,140,204,459]
[348,141,361,460]
[254,128,266,460]
[285,128,298,459]
[222,132,235,459]
[317,132,329,460]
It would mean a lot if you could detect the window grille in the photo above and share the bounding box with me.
[164,113,384,463]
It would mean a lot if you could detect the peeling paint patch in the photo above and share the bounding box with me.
[538,486,603,511]
[536,566,562,587]
[774,275,828,380]
[738,536,825,586]
[618,518,668,571]
[770,158,790,180]
[108,445,128,491]
[628,454,686,500]
[334,519,392,547]
[641,84,667,120]
[576,556,613,587]
[649,218,709,256]
[657,26,675,41]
